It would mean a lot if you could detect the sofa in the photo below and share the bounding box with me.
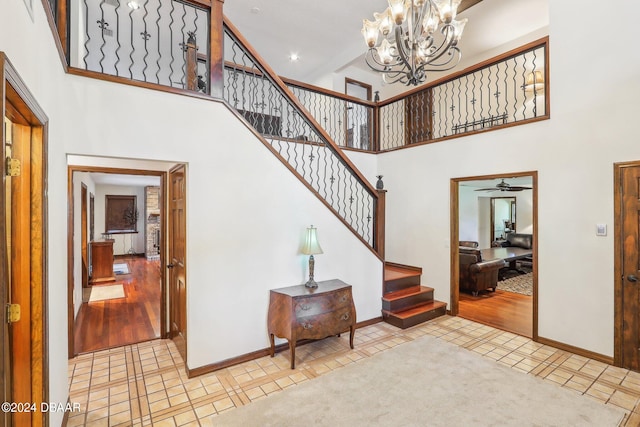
[501,233,533,249]
[459,247,506,296]
[501,233,533,271]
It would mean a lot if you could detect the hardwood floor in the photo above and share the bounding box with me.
[74,256,161,354]
[458,289,532,338]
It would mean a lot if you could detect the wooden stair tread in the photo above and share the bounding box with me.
[384,266,421,282]
[382,301,447,319]
[382,285,433,301]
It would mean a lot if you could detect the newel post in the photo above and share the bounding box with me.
[209,0,224,98]
[374,188,386,259]
[184,32,198,91]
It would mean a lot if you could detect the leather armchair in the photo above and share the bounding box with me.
[459,248,506,296]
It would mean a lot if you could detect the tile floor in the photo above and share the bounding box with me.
[67,316,640,426]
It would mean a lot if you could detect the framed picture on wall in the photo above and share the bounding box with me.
[105,195,138,234]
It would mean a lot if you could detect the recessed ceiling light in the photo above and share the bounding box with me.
[289,53,300,62]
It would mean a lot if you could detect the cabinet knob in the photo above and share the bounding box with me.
[301,304,311,311]
[341,313,350,321]
[302,322,313,330]
[341,295,347,302]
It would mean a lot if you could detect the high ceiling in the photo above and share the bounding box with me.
[224,0,549,90]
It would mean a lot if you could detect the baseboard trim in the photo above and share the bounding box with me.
[537,336,614,365]
[186,317,384,378]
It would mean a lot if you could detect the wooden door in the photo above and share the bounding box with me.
[1,55,48,426]
[81,183,88,288]
[618,165,640,370]
[405,89,433,145]
[3,116,45,426]
[168,164,187,362]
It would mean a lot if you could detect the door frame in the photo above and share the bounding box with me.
[450,171,538,340]
[613,161,640,367]
[66,166,167,358]
[1,52,49,426]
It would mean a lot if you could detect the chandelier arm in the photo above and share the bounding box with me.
[423,47,461,68]
[365,49,403,70]
[421,25,457,66]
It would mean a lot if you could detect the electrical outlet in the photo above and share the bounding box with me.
[596,224,607,236]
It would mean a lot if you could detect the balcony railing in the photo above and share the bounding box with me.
[69,0,211,93]
[378,39,549,150]
[286,83,375,151]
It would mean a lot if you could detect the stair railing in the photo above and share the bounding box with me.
[223,17,381,253]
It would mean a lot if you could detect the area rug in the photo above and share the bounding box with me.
[212,335,625,426]
[113,263,130,275]
[498,272,533,296]
[87,284,125,302]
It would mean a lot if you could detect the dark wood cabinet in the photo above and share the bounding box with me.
[268,279,356,369]
[90,240,115,284]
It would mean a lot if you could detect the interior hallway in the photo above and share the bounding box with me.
[74,257,162,354]
[67,316,640,426]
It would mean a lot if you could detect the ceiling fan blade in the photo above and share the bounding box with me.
[474,187,499,191]
[505,186,532,191]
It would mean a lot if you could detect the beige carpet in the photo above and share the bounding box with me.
[85,284,125,302]
[213,335,625,426]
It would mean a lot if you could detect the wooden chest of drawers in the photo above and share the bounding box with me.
[268,279,356,369]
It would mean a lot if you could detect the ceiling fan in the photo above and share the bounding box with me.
[475,179,532,192]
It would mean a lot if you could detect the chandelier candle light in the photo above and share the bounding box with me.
[362,0,467,86]
[302,225,323,289]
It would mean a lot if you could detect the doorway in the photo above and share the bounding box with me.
[67,166,168,356]
[1,54,49,427]
[614,161,640,371]
[450,172,538,339]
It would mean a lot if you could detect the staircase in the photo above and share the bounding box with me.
[381,262,447,329]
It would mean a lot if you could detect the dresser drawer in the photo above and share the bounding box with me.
[294,288,352,317]
[295,309,354,340]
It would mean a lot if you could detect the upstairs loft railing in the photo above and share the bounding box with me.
[286,82,376,152]
[67,0,212,93]
[378,39,549,150]
[222,19,380,250]
[41,0,548,156]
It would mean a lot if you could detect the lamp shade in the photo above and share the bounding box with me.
[525,70,545,94]
[301,225,323,255]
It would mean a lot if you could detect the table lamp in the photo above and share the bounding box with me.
[302,225,323,288]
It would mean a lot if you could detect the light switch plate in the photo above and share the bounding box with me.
[596,224,607,236]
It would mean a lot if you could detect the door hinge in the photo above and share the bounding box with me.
[5,157,20,176]
[6,303,21,323]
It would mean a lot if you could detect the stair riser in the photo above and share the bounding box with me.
[384,275,421,293]
[382,290,434,312]
[383,305,447,329]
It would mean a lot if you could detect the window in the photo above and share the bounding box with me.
[105,195,138,234]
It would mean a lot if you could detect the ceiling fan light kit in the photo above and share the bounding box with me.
[475,179,532,192]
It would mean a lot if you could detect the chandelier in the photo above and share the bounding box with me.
[361,0,468,86]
